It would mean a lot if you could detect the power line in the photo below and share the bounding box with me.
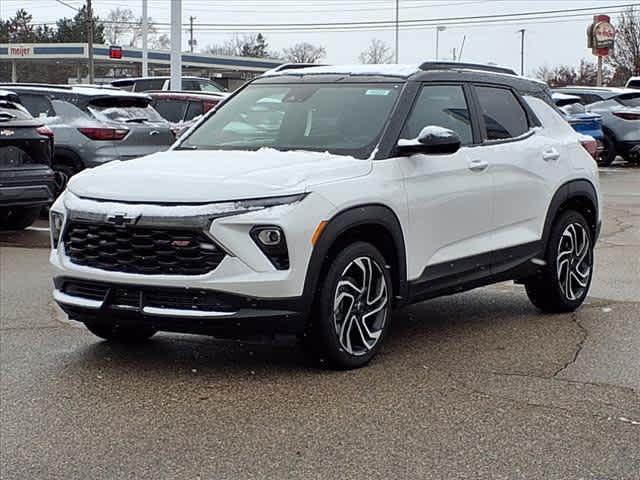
[53,0,80,12]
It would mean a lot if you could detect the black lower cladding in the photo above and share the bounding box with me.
[54,277,306,336]
[63,221,226,276]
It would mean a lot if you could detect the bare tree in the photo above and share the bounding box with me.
[607,7,640,84]
[358,38,394,64]
[103,7,134,45]
[206,33,274,58]
[535,59,612,87]
[282,42,326,63]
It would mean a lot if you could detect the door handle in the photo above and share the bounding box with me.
[468,159,489,172]
[542,148,560,161]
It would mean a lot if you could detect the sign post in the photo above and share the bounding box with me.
[587,14,615,87]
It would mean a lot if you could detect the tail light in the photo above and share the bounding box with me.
[36,125,54,137]
[580,136,598,159]
[203,100,219,112]
[613,111,640,121]
[78,127,129,141]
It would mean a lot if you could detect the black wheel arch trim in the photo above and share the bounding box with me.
[301,204,408,313]
[53,147,84,171]
[542,179,600,249]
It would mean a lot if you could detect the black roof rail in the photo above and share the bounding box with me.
[271,63,328,72]
[419,62,517,76]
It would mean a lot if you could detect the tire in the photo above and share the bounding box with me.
[303,241,393,369]
[525,211,594,313]
[84,320,157,343]
[598,133,616,167]
[0,206,41,230]
[52,162,77,197]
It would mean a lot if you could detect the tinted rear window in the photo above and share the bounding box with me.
[616,92,640,108]
[19,94,56,118]
[476,86,529,140]
[133,79,165,92]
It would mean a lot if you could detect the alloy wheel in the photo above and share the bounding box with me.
[333,256,389,356]
[556,223,592,301]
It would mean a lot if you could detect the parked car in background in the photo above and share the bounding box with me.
[148,91,227,136]
[552,92,603,161]
[0,84,174,187]
[625,77,640,89]
[553,86,640,166]
[50,63,601,369]
[0,89,56,230]
[111,76,225,93]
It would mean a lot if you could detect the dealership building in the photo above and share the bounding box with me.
[0,43,282,90]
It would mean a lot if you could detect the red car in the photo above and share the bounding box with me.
[148,91,228,136]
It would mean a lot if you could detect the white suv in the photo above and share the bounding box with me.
[50,63,602,369]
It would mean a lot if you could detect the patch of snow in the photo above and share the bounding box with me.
[262,64,419,78]
[398,125,454,146]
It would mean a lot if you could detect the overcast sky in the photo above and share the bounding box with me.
[0,0,632,75]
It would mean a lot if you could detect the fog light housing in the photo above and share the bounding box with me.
[50,211,64,249]
[250,226,289,270]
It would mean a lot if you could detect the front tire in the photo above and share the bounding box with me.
[304,242,392,369]
[525,211,594,313]
[599,133,616,166]
[84,320,157,343]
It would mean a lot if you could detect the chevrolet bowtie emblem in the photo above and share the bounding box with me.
[0,129,15,136]
[105,212,138,227]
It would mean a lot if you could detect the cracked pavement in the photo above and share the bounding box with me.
[1,164,639,479]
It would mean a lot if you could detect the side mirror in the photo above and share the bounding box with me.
[397,126,461,155]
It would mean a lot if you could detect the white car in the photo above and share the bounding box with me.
[50,62,601,369]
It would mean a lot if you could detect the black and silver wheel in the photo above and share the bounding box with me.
[84,320,157,343]
[305,242,392,369]
[525,211,594,312]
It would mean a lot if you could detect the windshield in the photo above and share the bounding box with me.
[179,82,402,158]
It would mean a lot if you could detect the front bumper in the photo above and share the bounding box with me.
[53,277,306,336]
[0,167,56,207]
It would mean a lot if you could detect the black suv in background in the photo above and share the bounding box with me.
[0,90,55,230]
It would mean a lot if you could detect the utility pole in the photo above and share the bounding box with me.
[435,26,446,60]
[458,35,466,61]
[189,16,196,53]
[87,0,94,83]
[170,0,182,91]
[518,29,525,76]
[394,0,399,63]
[142,0,148,76]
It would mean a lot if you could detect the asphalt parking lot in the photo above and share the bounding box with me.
[1,164,639,480]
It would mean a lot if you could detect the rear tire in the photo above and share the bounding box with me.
[0,206,41,230]
[84,320,157,343]
[599,133,616,166]
[303,241,393,370]
[52,162,78,197]
[525,210,594,313]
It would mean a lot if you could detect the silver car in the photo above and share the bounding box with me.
[0,84,175,186]
[553,86,640,166]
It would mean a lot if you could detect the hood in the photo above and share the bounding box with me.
[68,148,371,203]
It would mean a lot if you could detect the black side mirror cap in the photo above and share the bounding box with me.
[397,126,462,155]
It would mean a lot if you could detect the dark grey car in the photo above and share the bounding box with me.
[0,84,175,184]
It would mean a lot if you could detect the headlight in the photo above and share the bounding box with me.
[250,225,289,270]
[50,211,64,249]
[231,193,308,213]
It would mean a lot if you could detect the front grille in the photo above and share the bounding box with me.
[62,280,236,312]
[63,221,225,275]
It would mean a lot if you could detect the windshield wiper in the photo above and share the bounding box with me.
[124,117,149,123]
[0,112,16,122]
[175,144,198,150]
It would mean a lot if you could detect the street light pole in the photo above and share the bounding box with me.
[435,26,446,60]
[394,0,399,63]
[170,0,182,91]
[87,0,94,83]
[189,16,195,53]
[518,28,526,76]
[142,0,148,76]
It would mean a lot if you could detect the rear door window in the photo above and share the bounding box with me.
[153,99,188,122]
[133,79,164,92]
[185,101,204,121]
[616,92,640,108]
[181,80,200,91]
[475,86,529,141]
[18,93,56,118]
[402,84,474,145]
